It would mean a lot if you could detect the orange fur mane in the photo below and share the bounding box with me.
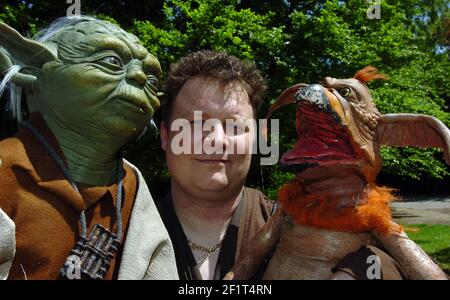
[353,66,387,84]
[278,181,402,235]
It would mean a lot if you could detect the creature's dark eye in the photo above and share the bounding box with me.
[100,56,123,68]
[146,75,159,88]
[339,88,351,98]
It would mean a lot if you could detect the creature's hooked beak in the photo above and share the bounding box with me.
[295,84,331,111]
[279,84,365,175]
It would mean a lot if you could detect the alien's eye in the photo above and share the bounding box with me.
[146,75,159,88]
[100,56,123,68]
[339,88,351,98]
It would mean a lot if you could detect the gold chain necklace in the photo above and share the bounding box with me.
[187,239,223,253]
[187,238,224,264]
[193,252,215,265]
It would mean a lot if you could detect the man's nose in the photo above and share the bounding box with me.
[207,122,229,150]
[127,61,147,86]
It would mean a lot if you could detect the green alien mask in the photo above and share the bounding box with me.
[0,17,162,185]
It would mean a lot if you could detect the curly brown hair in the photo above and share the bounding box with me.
[161,50,267,123]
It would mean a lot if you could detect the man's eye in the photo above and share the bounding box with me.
[100,56,123,67]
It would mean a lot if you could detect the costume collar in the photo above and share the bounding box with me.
[15,112,129,212]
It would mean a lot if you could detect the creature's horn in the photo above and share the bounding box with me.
[262,83,307,140]
[371,225,448,279]
[376,113,450,164]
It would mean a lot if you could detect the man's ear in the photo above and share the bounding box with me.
[0,22,58,89]
[160,121,169,151]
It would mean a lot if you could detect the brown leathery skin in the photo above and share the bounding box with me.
[324,80,383,182]
[262,220,377,280]
[371,227,448,280]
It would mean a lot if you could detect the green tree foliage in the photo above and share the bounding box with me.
[1,0,449,197]
[132,0,287,84]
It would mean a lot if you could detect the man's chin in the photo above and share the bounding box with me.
[192,172,230,191]
[201,179,229,192]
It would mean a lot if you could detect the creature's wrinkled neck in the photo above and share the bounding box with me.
[299,173,370,208]
[41,114,127,186]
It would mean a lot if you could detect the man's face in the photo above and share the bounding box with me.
[36,21,161,140]
[161,77,255,199]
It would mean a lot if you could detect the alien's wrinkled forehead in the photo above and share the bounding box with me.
[45,20,161,77]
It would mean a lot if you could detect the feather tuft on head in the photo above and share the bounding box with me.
[353,66,387,84]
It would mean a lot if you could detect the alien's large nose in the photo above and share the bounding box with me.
[294,84,330,111]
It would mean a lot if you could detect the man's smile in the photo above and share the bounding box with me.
[195,157,230,165]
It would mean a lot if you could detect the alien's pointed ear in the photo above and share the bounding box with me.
[0,22,58,88]
[376,113,450,165]
[0,22,58,66]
